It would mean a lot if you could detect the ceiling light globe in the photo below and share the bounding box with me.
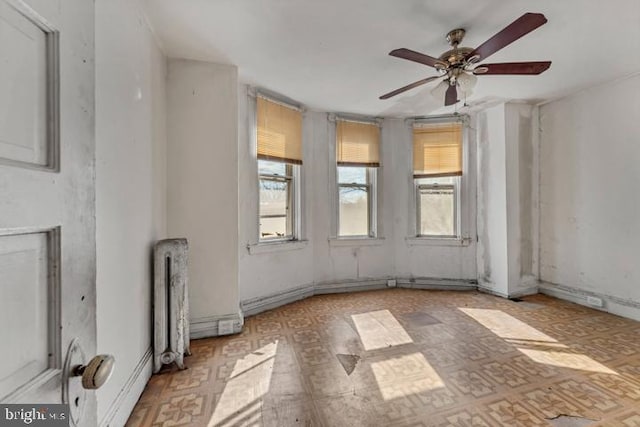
[457,72,477,94]
[430,80,450,100]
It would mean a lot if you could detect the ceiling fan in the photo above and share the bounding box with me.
[379,13,552,106]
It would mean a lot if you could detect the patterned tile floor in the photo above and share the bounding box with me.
[126,290,640,427]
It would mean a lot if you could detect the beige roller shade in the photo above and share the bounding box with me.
[257,96,303,164]
[413,122,462,178]
[336,120,380,167]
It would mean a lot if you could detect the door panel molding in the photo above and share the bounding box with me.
[0,0,59,171]
[0,227,61,402]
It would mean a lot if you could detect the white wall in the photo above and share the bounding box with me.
[167,60,240,331]
[477,104,509,296]
[95,0,167,425]
[237,95,397,302]
[505,103,537,294]
[312,116,396,286]
[539,73,640,311]
[476,102,538,298]
[391,118,477,282]
[237,91,316,299]
[238,86,477,303]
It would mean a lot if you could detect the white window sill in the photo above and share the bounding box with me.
[247,239,308,255]
[405,237,472,247]
[328,237,385,247]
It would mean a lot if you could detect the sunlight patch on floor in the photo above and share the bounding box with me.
[460,308,618,375]
[208,341,278,427]
[371,352,444,400]
[351,309,413,351]
[518,348,618,375]
[459,308,557,342]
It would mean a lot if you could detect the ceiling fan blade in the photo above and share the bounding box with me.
[379,76,441,100]
[444,84,458,106]
[389,48,447,68]
[474,61,551,75]
[466,13,547,62]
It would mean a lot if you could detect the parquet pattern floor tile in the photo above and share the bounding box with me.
[126,290,640,427]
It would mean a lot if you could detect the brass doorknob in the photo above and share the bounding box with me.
[73,355,115,390]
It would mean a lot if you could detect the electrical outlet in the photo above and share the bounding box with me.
[387,279,397,287]
[586,296,603,308]
[218,319,235,335]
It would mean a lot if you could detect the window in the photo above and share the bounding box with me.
[336,119,380,237]
[259,160,295,240]
[416,176,458,237]
[257,96,302,241]
[413,122,463,238]
[338,166,376,236]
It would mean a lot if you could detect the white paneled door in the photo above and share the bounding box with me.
[0,0,97,425]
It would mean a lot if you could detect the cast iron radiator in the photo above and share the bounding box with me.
[153,238,190,373]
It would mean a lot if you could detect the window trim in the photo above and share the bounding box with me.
[249,87,306,247]
[247,239,308,254]
[415,179,459,238]
[258,162,301,243]
[328,114,382,240]
[328,236,385,247]
[368,168,378,237]
[258,165,295,242]
[409,115,470,242]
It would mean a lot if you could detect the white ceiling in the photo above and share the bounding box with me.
[144,0,640,117]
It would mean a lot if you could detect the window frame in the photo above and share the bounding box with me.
[258,162,297,242]
[337,166,377,238]
[410,117,468,241]
[252,89,304,245]
[415,178,460,238]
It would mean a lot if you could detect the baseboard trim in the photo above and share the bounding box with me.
[314,278,389,295]
[241,283,314,317]
[476,279,539,299]
[241,276,478,317]
[508,285,540,299]
[539,281,640,321]
[396,277,477,291]
[190,311,244,339]
[477,283,509,299]
[100,348,152,427]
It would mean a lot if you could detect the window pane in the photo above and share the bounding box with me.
[259,178,289,238]
[338,166,367,184]
[258,159,287,176]
[415,176,455,186]
[419,186,454,236]
[339,186,368,236]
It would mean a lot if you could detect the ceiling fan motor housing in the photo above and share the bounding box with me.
[439,47,473,67]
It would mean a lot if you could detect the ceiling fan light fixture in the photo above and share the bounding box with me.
[430,79,450,100]
[456,72,477,94]
[434,61,448,71]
